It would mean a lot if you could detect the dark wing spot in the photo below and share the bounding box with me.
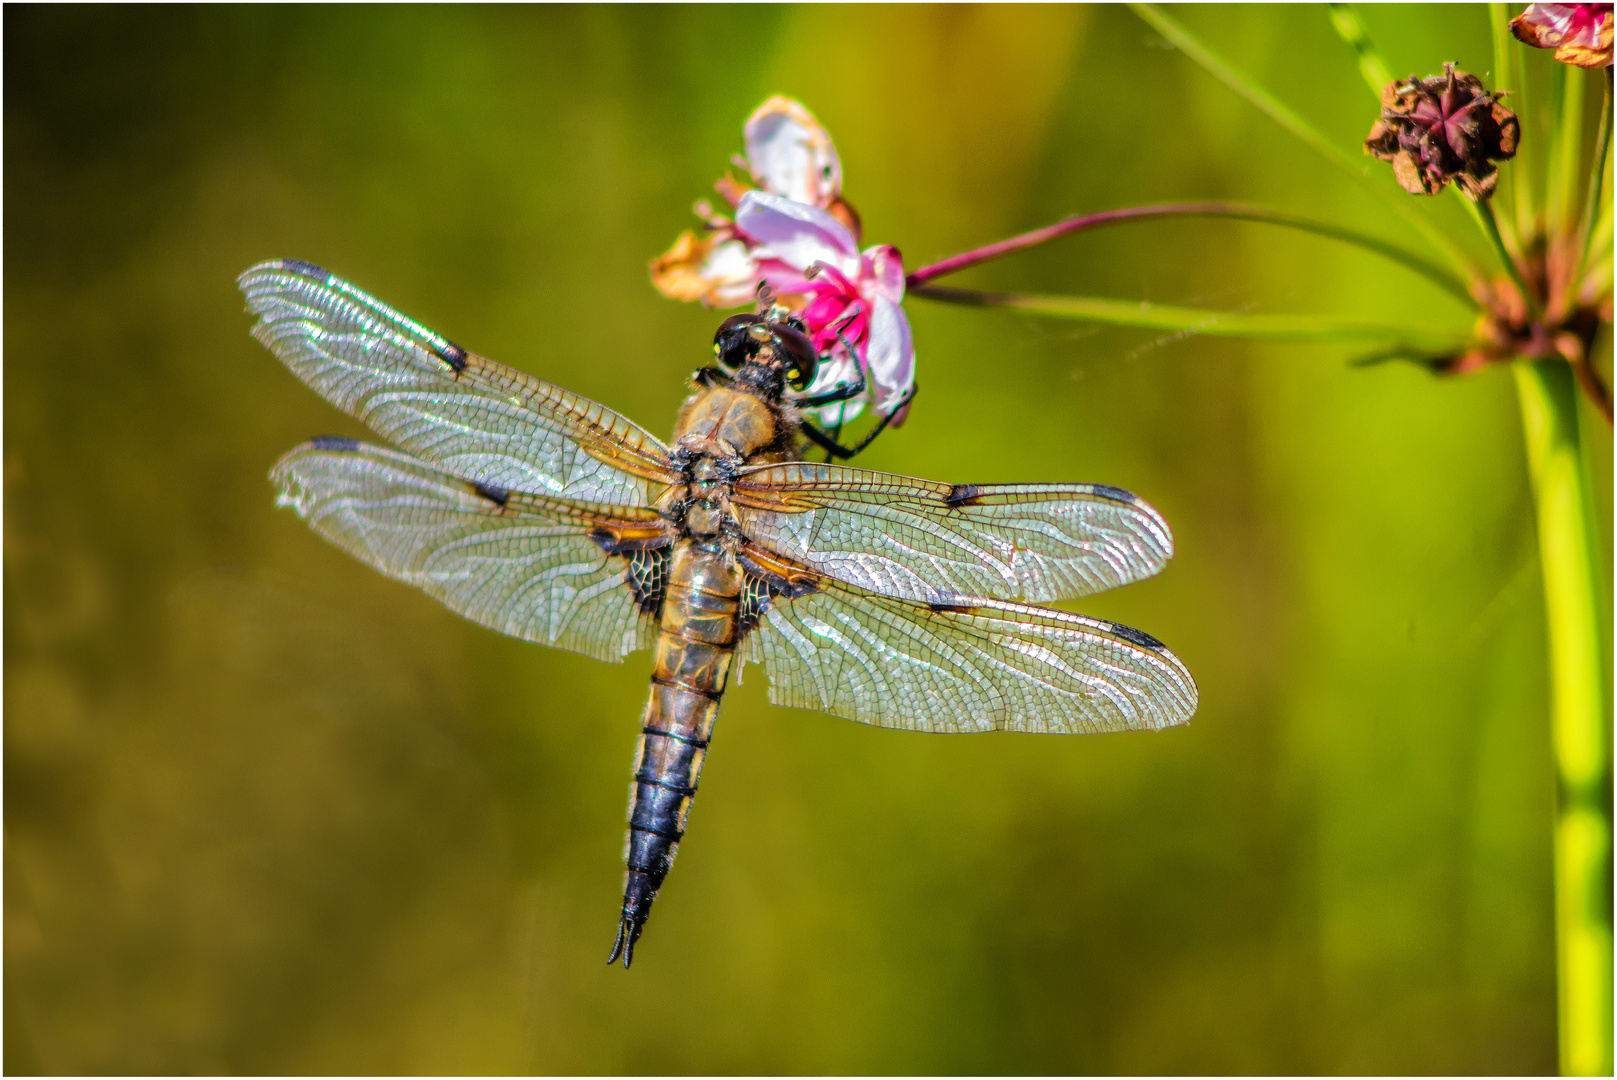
[590,528,671,555]
[587,532,672,617]
[737,552,818,601]
[945,484,983,507]
[437,341,469,373]
[470,480,510,507]
[309,435,361,452]
[279,259,331,280]
[737,572,776,638]
[1109,621,1164,650]
[929,603,978,615]
[1089,484,1138,505]
[625,547,671,617]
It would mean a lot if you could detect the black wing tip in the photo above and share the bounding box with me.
[438,340,469,373]
[945,483,983,507]
[307,435,362,453]
[238,258,332,287]
[1088,483,1139,506]
[1109,621,1165,650]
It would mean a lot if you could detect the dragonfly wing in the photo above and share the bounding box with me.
[272,439,671,663]
[735,546,1197,734]
[242,260,677,506]
[732,463,1173,604]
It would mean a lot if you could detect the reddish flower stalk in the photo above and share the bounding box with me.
[904,202,1473,302]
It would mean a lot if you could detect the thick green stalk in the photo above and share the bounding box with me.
[1513,359,1613,1078]
[908,285,1466,348]
[1130,2,1480,279]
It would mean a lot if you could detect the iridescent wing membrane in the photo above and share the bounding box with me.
[731,462,1174,604]
[247,260,1197,730]
[272,439,669,663]
[240,260,675,505]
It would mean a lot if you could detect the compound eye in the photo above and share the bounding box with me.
[715,313,764,339]
[713,313,764,370]
[773,324,819,391]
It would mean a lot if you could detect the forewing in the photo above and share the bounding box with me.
[732,463,1173,604]
[271,439,671,663]
[242,260,676,505]
[736,548,1196,734]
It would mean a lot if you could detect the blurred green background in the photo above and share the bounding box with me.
[6,5,1611,1074]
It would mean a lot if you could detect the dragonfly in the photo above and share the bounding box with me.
[240,259,1198,969]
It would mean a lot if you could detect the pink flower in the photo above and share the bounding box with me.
[650,98,913,426]
[1510,3,1613,67]
[735,191,915,423]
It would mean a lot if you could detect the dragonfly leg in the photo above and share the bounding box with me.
[692,366,734,389]
[798,383,917,461]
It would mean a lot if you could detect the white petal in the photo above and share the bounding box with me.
[735,191,861,276]
[865,296,915,413]
[700,239,764,306]
[744,97,842,207]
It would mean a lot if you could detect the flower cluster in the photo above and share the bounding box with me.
[651,98,915,426]
[1364,63,1520,200]
[1510,3,1614,68]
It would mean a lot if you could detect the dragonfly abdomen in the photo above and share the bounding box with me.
[610,540,741,967]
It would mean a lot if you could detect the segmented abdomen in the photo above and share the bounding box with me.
[610,539,741,966]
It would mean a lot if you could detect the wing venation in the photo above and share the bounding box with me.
[242,260,676,506]
[736,544,1197,734]
[271,440,669,662]
[732,462,1173,604]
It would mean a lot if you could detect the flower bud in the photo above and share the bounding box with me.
[1364,64,1520,201]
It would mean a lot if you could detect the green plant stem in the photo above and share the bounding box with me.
[1578,70,1612,274]
[1491,1,1535,248]
[908,285,1467,348]
[1550,61,1587,236]
[1130,2,1480,280]
[1513,359,1613,1079]
[904,202,1476,305]
[1459,193,1542,318]
[1327,4,1393,96]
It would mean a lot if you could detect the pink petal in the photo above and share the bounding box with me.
[864,296,915,413]
[743,97,842,207]
[735,191,860,275]
[753,258,820,297]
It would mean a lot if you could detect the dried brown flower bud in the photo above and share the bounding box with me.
[1364,63,1521,201]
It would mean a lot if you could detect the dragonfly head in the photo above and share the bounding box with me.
[712,313,820,397]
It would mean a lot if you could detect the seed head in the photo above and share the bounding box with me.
[1364,64,1521,201]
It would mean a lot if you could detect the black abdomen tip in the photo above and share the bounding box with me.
[607,916,642,968]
